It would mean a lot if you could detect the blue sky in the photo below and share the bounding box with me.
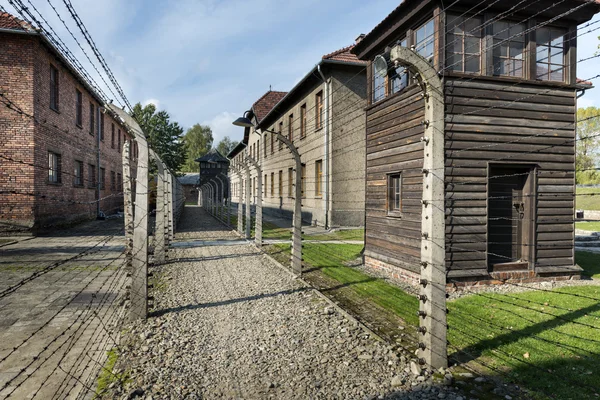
[3,1,600,144]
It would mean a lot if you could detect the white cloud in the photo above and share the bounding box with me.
[142,98,161,109]
[202,111,245,147]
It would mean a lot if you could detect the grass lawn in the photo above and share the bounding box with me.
[576,187,600,211]
[303,228,364,241]
[265,242,600,399]
[575,251,600,279]
[576,221,600,232]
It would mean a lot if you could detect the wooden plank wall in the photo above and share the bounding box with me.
[365,85,425,273]
[445,78,577,278]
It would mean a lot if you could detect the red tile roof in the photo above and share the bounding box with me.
[322,44,366,64]
[0,12,34,32]
[252,90,288,123]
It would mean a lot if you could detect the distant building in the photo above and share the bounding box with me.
[0,12,137,234]
[178,173,200,204]
[196,149,230,200]
[229,38,368,228]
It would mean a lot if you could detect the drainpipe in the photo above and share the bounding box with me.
[317,64,331,229]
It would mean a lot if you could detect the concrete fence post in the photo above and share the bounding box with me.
[151,150,166,265]
[215,174,226,222]
[390,45,447,371]
[231,167,244,235]
[167,173,174,242]
[122,140,133,272]
[225,175,232,227]
[245,154,263,247]
[274,132,302,275]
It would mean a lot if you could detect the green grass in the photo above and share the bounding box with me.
[575,251,600,279]
[448,286,600,399]
[576,221,600,232]
[303,228,364,241]
[269,242,419,326]
[95,348,129,398]
[576,187,600,211]
[266,242,600,399]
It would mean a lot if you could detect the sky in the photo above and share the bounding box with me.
[3,0,600,145]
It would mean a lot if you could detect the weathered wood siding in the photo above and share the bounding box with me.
[445,78,577,278]
[365,85,426,273]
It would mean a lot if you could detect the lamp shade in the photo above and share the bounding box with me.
[232,116,253,128]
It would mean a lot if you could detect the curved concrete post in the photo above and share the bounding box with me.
[274,132,302,275]
[230,166,244,235]
[245,155,263,247]
[167,172,174,242]
[122,140,133,272]
[150,150,167,265]
[215,174,226,222]
[390,45,446,370]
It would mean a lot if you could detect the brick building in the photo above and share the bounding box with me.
[0,12,136,234]
[229,39,367,228]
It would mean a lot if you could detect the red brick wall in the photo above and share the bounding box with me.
[32,38,135,228]
[1,32,137,233]
[0,33,36,233]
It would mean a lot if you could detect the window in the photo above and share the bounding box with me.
[536,27,566,82]
[391,38,409,94]
[253,177,256,198]
[270,131,275,154]
[88,164,96,188]
[110,171,116,190]
[48,151,61,183]
[279,122,284,150]
[316,91,323,130]
[74,160,83,186]
[492,21,526,77]
[387,173,402,216]
[76,90,82,126]
[117,173,122,192]
[100,168,105,190]
[118,129,121,152]
[257,140,260,161]
[278,170,283,196]
[415,19,435,62]
[288,167,293,197]
[264,174,268,197]
[100,113,104,141]
[271,172,275,196]
[50,65,59,111]
[300,104,307,139]
[111,124,115,148]
[301,163,306,198]
[373,56,387,103]
[264,135,267,157]
[288,114,294,142]
[315,160,323,197]
[89,102,95,135]
[446,15,483,73]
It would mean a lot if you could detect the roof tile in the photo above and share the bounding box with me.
[252,90,288,123]
[0,12,34,31]
[322,44,365,63]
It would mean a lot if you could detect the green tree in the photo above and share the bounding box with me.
[131,103,186,172]
[216,136,238,157]
[182,124,214,172]
[576,107,600,183]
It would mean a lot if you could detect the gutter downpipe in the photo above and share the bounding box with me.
[317,64,331,229]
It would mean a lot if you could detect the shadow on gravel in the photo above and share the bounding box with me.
[150,287,312,317]
[155,252,263,266]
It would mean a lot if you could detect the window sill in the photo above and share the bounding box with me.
[386,211,403,219]
[50,107,60,114]
[73,184,84,188]
[315,126,323,132]
[47,181,62,186]
[76,124,83,129]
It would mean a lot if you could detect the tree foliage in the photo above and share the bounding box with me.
[576,107,600,184]
[216,136,239,157]
[131,103,186,172]
[181,124,214,172]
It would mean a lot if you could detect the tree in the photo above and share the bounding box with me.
[576,107,600,184]
[216,136,238,157]
[181,124,214,172]
[131,103,186,172]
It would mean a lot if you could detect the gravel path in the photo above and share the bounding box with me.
[114,207,466,400]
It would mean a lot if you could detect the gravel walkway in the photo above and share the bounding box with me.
[114,207,465,400]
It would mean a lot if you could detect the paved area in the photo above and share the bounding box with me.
[111,207,464,400]
[0,219,128,400]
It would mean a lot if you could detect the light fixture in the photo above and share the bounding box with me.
[232,110,253,128]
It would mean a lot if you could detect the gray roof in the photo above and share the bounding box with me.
[194,148,229,163]
[178,173,199,186]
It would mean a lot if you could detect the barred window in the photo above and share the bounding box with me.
[73,160,83,186]
[446,15,483,73]
[387,173,402,216]
[492,21,526,77]
[48,152,61,183]
[536,27,566,82]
